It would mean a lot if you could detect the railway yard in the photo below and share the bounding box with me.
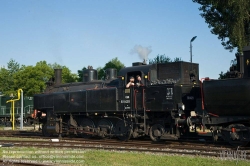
[0,129,250,165]
[1,48,250,165]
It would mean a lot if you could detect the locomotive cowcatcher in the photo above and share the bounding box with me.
[34,46,250,146]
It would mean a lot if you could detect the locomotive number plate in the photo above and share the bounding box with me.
[121,100,130,103]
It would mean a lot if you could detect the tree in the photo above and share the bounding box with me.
[149,54,171,64]
[77,58,125,80]
[0,60,79,96]
[0,59,21,95]
[218,58,237,79]
[96,67,103,80]
[173,57,182,62]
[148,54,182,64]
[49,63,78,83]
[98,57,125,79]
[77,67,87,82]
[14,61,54,96]
[61,66,78,83]
[218,71,227,79]
[192,0,250,52]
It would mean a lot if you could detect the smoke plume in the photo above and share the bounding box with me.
[130,45,152,62]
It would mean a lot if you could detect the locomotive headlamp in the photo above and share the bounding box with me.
[144,75,148,79]
[182,104,185,111]
[178,103,185,111]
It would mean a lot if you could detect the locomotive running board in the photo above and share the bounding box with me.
[160,134,178,140]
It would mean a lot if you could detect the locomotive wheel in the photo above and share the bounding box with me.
[42,123,52,137]
[114,120,132,141]
[0,118,4,125]
[5,121,11,127]
[26,118,33,126]
[221,124,250,147]
[79,118,95,138]
[67,119,78,135]
[149,124,165,142]
[212,130,218,142]
[97,119,113,137]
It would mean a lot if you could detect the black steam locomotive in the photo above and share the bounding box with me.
[33,46,250,146]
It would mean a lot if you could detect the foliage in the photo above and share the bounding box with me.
[0,60,79,96]
[77,67,87,82]
[49,63,78,83]
[218,71,227,79]
[98,57,125,79]
[218,58,237,79]
[96,67,103,80]
[0,59,21,96]
[173,57,182,62]
[61,66,78,83]
[193,0,250,52]
[14,61,54,96]
[149,54,182,64]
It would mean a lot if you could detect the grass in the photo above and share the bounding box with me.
[0,136,48,141]
[0,147,249,166]
[0,125,5,130]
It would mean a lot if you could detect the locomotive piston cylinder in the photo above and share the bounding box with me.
[47,124,60,134]
[176,117,201,126]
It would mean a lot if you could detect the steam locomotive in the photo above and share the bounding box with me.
[33,46,250,146]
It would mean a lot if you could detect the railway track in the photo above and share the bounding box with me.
[0,136,250,159]
[0,130,250,161]
[0,130,241,149]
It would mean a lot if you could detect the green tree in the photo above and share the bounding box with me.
[218,58,238,79]
[49,63,78,83]
[218,71,227,79]
[98,57,125,79]
[61,66,78,83]
[14,61,54,96]
[192,0,250,52]
[96,67,103,80]
[77,67,87,82]
[0,59,21,95]
[149,54,182,64]
[173,57,182,62]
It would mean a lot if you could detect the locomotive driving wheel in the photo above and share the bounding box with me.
[221,124,250,147]
[211,126,219,142]
[114,120,132,141]
[149,124,165,142]
[42,123,52,137]
[79,118,95,138]
[97,119,113,138]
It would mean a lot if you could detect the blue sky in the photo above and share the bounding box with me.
[0,0,237,79]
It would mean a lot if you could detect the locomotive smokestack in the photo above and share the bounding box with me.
[54,69,62,85]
